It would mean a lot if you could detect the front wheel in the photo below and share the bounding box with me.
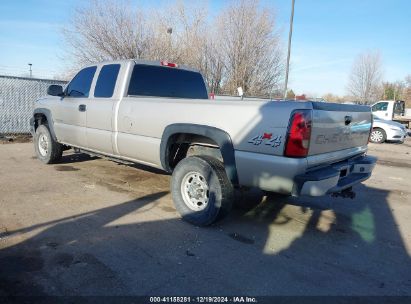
[171,156,234,226]
[34,124,63,164]
[370,128,386,143]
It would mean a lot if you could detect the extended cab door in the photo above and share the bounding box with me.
[85,64,121,155]
[53,66,97,148]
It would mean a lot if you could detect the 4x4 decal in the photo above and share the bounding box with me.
[248,133,282,147]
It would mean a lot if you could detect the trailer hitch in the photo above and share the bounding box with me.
[331,187,356,199]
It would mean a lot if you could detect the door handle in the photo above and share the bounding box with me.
[78,104,86,112]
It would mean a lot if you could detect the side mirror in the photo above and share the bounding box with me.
[47,85,64,96]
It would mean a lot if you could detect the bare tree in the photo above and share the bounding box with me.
[216,0,284,96]
[322,93,341,103]
[201,34,225,94]
[147,1,226,91]
[404,75,411,107]
[347,50,383,104]
[62,0,284,96]
[62,0,216,80]
[62,0,154,66]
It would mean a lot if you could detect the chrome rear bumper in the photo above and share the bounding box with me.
[293,155,377,197]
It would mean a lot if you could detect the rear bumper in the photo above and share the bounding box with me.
[293,155,377,196]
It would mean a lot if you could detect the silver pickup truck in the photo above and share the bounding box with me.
[31,59,376,226]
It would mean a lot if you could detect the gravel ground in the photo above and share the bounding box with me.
[0,140,410,296]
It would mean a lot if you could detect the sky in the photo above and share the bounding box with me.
[0,0,410,96]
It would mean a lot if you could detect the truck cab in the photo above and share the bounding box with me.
[371,100,405,120]
[371,100,411,129]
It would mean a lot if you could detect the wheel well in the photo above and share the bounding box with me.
[161,125,239,186]
[166,133,223,170]
[372,127,386,134]
[33,113,48,131]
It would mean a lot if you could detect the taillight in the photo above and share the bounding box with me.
[160,61,178,68]
[284,110,312,157]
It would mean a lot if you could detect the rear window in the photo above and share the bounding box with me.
[127,64,208,99]
[94,64,120,98]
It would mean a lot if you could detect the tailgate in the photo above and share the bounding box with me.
[309,102,372,156]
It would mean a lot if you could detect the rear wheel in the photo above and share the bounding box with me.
[34,124,63,164]
[370,128,386,143]
[171,156,234,226]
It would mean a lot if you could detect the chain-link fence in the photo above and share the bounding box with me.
[0,76,67,138]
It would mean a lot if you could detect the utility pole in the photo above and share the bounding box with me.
[284,0,295,100]
[167,27,172,60]
[28,63,32,78]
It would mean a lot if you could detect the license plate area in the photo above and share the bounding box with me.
[339,167,349,178]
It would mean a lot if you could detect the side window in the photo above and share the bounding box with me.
[94,64,121,98]
[394,101,404,114]
[66,66,97,98]
[371,102,388,112]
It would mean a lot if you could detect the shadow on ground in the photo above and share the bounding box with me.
[0,179,410,296]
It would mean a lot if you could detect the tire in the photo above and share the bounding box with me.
[370,128,386,143]
[171,156,234,226]
[34,124,63,164]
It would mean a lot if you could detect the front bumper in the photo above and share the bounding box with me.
[293,155,377,197]
[387,129,407,142]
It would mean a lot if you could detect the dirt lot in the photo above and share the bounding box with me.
[0,140,411,296]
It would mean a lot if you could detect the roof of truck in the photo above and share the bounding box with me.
[83,59,200,73]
